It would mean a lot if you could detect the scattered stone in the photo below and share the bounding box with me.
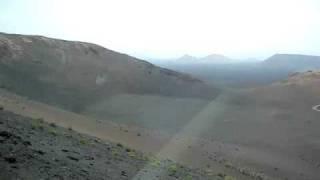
[217,173,225,178]
[61,149,69,153]
[81,169,88,174]
[23,141,32,146]
[0,108,234,180]
[121,170,127,177]
[0,136,5,143]
[4,156,17,164]
[116,143,123,148]
[25,154,34,159]
[67,156,79,161]
[84,156,94,160]
[35,150,45,155]
[0,131,12,138]
[49,122,57,127]
[12,140,18,145]
[0,106,3,111]
[137,133,141,136]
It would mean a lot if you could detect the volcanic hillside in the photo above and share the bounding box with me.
[0,33,217,112]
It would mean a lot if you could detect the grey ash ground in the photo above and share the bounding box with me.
[0,108,231,180]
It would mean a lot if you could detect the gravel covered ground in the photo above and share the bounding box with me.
[0,108,234,180]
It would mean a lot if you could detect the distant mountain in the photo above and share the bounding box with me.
[201,54,231,63]
[176,54,232,64]
[0,32,218,112]
[263,54,320,71]
[149,53,320,88]
[177,54,197,61]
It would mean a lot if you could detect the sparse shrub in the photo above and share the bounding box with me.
[148,156,161,167]
[127,151,137,158]
[49,129,57,136]
[79,139,87,145]
[39,125,44,130]
[116,143,123,148]
[35,118,44,123]
[217,172,226,178]
[224,175,236,180]
[183,175,193,180]
[238,168,249,176]
[168,164,178,175]
[31,118,44,130]
[204,168,214,176]
[49,122,57,127]
[224,162,233,168]
[142,155,149,161]
[111,149,120,156]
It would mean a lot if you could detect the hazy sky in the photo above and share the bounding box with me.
[1,0,320,59]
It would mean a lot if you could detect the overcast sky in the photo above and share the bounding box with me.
[1,0,320,59]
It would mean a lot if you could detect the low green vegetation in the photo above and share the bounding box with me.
[31,118,44,130]
[168,164,178,175]
[127,151,137,158]
[224,161,233,168]
[183,174,193,180]
[204,168,214,176]
[148,156,161,167]
[79,139,88,145]
[49,129,57,136]
[111,148,120,156]
[224,175,236,180]
[125,148,138,158]
[35,118,44,123]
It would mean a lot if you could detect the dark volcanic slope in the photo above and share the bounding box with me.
[0,32,217,112]
[0,109,227,180]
